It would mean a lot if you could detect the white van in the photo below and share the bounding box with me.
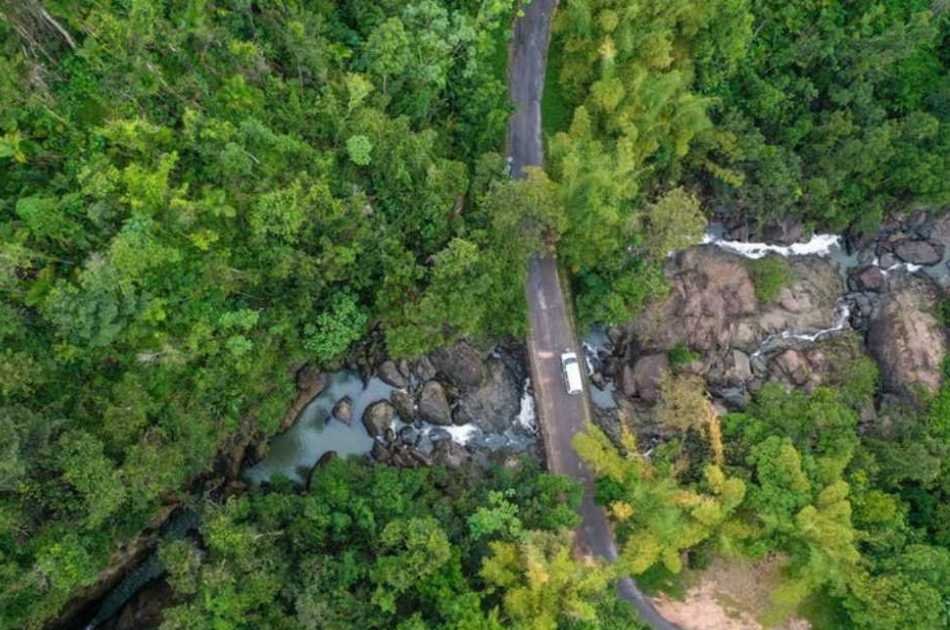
[560,351,583,395]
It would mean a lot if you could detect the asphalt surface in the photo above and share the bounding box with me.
[507,2,678,628]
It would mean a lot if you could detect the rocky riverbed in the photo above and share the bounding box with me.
[585,211,949,448]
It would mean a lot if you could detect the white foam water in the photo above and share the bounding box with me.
[751,300,852,359]
[517,378,537,432]
[702,231,841,259]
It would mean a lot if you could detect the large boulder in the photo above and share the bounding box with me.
[429,341,484,390]
[331,396,353,424]
[377,360,408,388]
[624,353,669,402]
[453,359,521,433]
[418,380,452,425]
[848,265,887,293]
[867,273,946,400]
[390,389,415,420]
[892,238,944,266]
[632,246,758,352]
[431,440,470,468]
[362,400,396,437]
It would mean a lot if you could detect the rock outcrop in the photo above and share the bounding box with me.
[630,246,843,356]
[867,273,946,399]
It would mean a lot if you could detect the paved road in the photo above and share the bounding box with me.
[507,2,677,628]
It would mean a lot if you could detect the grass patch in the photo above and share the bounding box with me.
[940,297,950,328]
[747,256,793,303]
[541,41,572,139]
[668,343,700,368]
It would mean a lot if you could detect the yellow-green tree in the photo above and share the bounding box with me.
[573,425,745,575]
[480,530,613,630]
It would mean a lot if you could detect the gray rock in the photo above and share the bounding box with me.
[761,217,804,245]
[879,252,898,268]
[428,427,451,443]
[390,389,414,420]
[362,400,395,438]
[370,441,391,463]
[867,274,946,401]
[711,386,749,410]
[707,349,752,387]
[431,440,470,468]
[412,356,437,382]
[848,265,887,293]
[418,380,452,425]
[629,353,669,402]
[398,426,420,446]
[452,359,521,432]
[377,360,408,388]
[331,396,353,424]
[429,341,484,389]
[892,239,944,266]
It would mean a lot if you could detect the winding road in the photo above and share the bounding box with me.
[507,1,677,628]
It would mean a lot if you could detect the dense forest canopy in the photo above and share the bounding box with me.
[1,0,948,628]
[0,1,540,625]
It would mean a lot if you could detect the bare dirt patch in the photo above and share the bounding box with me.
[652,555,810,630]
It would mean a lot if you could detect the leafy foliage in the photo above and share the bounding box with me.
[157,458,637,630]
[746,256,793,303]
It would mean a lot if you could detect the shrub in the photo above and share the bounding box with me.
[747,256,792,303]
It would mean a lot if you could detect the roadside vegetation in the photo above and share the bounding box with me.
[577,369,950,629]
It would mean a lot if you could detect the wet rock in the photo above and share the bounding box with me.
[627,353,669,402]
[879,252,898,268]
[892,238,944,266]
[452,359,521,432]
[100,579,173,630]
[418,380,452,425]
[331,396,353,424]
[371,441,392,463]
[868,273,946,400]
[761,217,804,245]
[398,426,420,446]
[412,356,437,382]
[428,427,452,443]
[377,360,408,388]
[432,440,470,468]
[362,400,396,438]
[429,341,484,389]
[848,265,887,293]
[390,389,414,420]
